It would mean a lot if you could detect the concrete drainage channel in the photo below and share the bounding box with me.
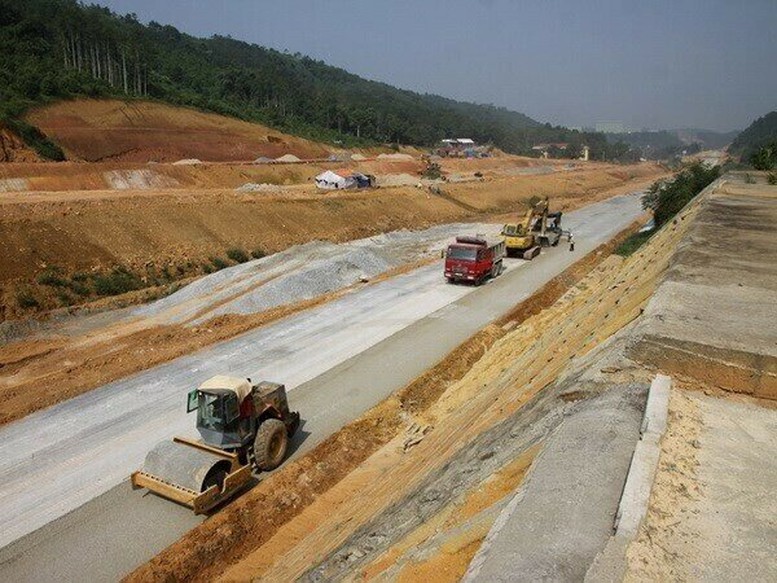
[584,374,671,582]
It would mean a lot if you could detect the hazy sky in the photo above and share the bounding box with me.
[93,0,777,132]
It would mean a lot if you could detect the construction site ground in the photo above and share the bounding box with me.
[0,133,662,321]
[0,155,662,420]
[0,193,646,582]
[104,173,774,583]
[3,101,771,582]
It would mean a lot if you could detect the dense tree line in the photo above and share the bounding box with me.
[1,0,627,160]
[729,112,777,161]
[641,162,720,227]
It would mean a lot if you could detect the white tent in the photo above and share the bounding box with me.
[315,170,355,190]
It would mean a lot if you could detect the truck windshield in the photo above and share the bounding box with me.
[502,225,524,236]
[447,246,477,261]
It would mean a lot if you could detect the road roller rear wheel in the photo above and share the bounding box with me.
[253,418,288,471]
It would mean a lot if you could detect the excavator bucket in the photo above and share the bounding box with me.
[131,437,251,514]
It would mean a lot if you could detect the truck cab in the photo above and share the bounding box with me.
[444,236,504,285]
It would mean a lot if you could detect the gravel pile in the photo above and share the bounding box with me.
[0,178,29,192]
[275,154,301,163]
[236,182,283,193]
[172,158,202,166]
[376,173,420,187]
[133,221,502,326]
[253,156,273,164]
[195,247,394,322]
[502,165,555,176]
[103,169,180,190]
[377,153,414,161]
[351,153,367,161]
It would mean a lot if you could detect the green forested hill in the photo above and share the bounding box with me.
[0,0,618,159]
[728,112,777,160]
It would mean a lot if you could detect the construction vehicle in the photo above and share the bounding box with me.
[131,375,300,513]
[444,235,505,285]
[501,197,562,258]
[534,209,563,248]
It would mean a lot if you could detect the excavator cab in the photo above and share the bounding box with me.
[502,223,526,237]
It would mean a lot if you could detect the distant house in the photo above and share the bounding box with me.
[531,143,568,159]
[437,138,481,158]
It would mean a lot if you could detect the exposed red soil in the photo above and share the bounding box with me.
[25,99,332,162]
[0,126,40,163]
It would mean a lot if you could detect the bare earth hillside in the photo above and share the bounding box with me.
[25,99,332,162]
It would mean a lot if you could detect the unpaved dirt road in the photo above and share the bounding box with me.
[0,193,644,582]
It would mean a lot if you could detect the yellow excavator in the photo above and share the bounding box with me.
[501,197,562,259]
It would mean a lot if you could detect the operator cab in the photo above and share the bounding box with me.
[187,377,253,449]
[502,224,525,236]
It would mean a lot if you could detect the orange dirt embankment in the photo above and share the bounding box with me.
[0,158,425,192]
[0,164,663,319]
[0,151,623,195]
[124,222,647,583]
[24,99,332,163]
[0,126,40,163]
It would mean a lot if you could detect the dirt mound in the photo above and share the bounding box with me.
[275,154,301,163]
[377,173,421,187]
[377,153,415,161]
[25,99,331,162]
[0,126,40,163]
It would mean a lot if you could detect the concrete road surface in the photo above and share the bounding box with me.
[0,193,643,582]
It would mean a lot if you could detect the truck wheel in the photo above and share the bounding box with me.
[253,418,288,471]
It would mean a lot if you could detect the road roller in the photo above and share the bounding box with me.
[131,375,300,513]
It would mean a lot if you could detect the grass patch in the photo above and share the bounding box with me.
[250,247,266,260]
[210,257,229,270]
[67,279,91,296]
[226,248,249,263]
[93,266,143,296]
[4,118,66,161]
[614,230,653,257]
[16,289,40,309]
[36,267,68,287]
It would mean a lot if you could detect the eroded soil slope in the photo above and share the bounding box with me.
[25,99,332,162]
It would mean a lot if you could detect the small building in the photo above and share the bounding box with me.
[437,138,479,158]
[531,143,569,159]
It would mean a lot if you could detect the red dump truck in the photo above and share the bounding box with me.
[444,235,505,285]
